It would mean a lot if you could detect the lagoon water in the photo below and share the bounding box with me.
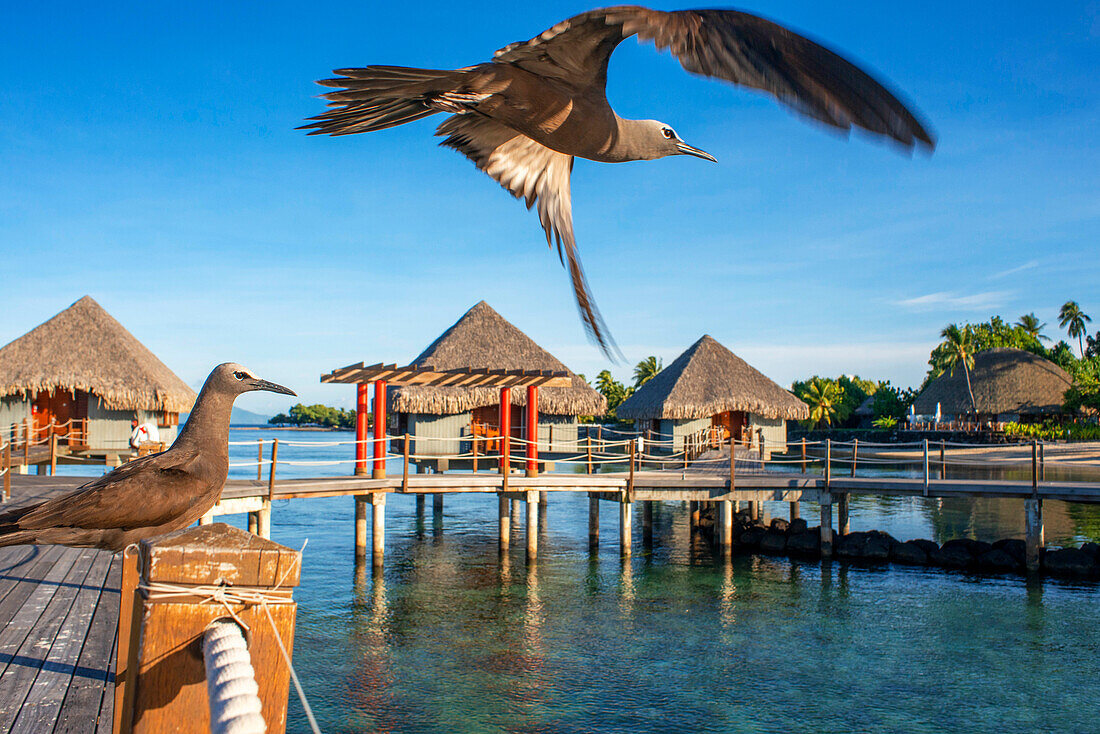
[76,430,1100,731]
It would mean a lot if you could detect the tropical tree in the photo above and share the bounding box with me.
[632,356,663,388]
[800,378,844,429]
[595,370,634,420]
[1016,313,1048,341]
[1059,301,1092,356]
[936,323,977,414]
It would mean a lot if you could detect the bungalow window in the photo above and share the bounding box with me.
[157,412,179,428]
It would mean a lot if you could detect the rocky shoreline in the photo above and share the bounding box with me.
[697,507,1100,578]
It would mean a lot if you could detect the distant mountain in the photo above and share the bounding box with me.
[180,407,274,426]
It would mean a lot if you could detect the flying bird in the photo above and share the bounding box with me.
[0,363,295,552]
[303,6,935,357]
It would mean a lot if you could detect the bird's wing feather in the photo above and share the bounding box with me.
[495,6,934,149]
[436,114,619,357]
[12,450,213,532]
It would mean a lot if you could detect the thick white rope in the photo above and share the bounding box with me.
[203,620,266,734]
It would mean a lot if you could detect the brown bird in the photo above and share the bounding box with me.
[0,363,295,552]
[302,6,935,357]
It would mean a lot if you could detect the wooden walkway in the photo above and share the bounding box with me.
[0,478,116,734]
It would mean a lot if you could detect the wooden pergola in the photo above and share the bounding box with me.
[321,362,572,478]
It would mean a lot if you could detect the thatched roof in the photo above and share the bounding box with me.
[855,395,875,417]
[617,335,809,421]
[389,301,605,416]
[0,296,196,412]
[913,348,1072,416]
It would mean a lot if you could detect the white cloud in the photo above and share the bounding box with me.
[894,291,1010,312]
[988,260,1039,280]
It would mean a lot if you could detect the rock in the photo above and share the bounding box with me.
[786,532,820,556]
[759,531,788,554]
[941,538,988,557]
[770,518,790,534]
[789,518,808,535]
[836,531,870,558]
[1044,548,1095,577]
[992,538,1026,564]
[738,527,765,548]
[1080,542,1100,560]
[977,549,1019,574]
[863,533,892,561]
[928,546,973,569]
[891,541,929,565]
[910,539,939,555]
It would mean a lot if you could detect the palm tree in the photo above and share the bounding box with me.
[938,323,977,415]
[802,378,844,428]
[632,356,663,388]
[1059,301,1092,356]
[1016,313,1048,341]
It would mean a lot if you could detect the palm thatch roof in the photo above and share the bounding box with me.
[0,296,196,412]
[389,301,605,416]
[617,335,809,421]
[913,348,1072,416]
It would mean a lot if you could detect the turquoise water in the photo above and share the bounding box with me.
[57,430,1100,731]
[212,431,1100,733]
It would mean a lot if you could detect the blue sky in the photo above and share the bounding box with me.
[2,1,1098,414]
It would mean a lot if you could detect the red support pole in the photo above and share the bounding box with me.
[355,383,369,476]
[373,380,387,479]
[499,387,511,474]
[526,385,539,477]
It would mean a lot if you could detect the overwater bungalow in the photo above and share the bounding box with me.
[912,347,1072,426]
[387,301,606,470]
[617,335,808,458]
[0,296,196,460]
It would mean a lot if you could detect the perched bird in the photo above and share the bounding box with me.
[0,363,295,552]
[303,6,935,357]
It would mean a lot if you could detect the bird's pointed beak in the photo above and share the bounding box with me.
[676,141,717,162]
[251,379,297,396]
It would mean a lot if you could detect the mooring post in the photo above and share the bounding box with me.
[498,494,511,550]
[642,501,653,545]
[248,512,258,534]
[371,492,386,567]
[619,499,633,557]
[789,499,800,521]
[837,493,849,537]
[749,501,759,521]
[354,495,368,559]
[1025,498,1043,573]
[821,439,833,558]
[433,494,443,525]
[588,494,599,550]
[526,490,539,562]
[689,500,700,531]
[719,499,733,554]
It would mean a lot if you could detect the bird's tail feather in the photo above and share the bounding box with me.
[300,66,469,136]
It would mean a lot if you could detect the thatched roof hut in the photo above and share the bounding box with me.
[618,335,808,420]
[0,296,196,412]
[390,301,605,416]
[913,348,1072,417]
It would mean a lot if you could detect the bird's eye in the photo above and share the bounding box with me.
[233,371,247,380]
[662,128,674,139]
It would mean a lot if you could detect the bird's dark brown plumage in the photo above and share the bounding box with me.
[0,363,295,552]
[302,6,935,358]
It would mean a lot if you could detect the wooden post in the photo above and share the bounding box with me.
[801,437,807,474]
[268,438,279,502]
[1025,498,1043,573]
[113,525,301,734]
[548,423,554,453]
[526,385,538,477]
[719,500,733,554]
[472,435,479,473]
[1039,441,1045,482]
[619,500,632,557]
[729,434,736,490]
[789,499,799,521]
[257,440,264,481]
[628,439,635,497]
[3,439,10,502]
[586,435,593,475]
[689,501,700,531]
[373,380,387,479]
[403,434,410,491]
[598,424,603,451]
[1031,440,1038,492]
[257,501,272,539]
[433,494,444,531]
[416,493,425,517]
[820,498,833,558]
[355,495,368,559]
[498,494,510,550]
[642,501,653,545]
[355,383,369,476]
[248,512,259,534]
[940,440,946,480]
[371,492,386,567]
[837,493,849,537]
[49,424,57,476]
[499,387,511,475]
[850,438,857,477]
[588,494,599,549]
[526,490,539,562]
[825,439,831,486]
[759,431,766,463]
[922,439,929,496]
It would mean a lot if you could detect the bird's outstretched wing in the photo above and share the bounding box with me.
[1,450,212,533]
[437,114,620,358]
[495,6,935,150]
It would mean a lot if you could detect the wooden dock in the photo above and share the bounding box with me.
[0,478,117,733]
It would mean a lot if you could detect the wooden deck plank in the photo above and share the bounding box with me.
[0,548,96,728]
[9,551,113,733]
[54,559,120,734]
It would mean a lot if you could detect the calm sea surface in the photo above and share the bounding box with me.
[67,429,1100,731]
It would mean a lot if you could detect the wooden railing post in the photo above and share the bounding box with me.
[801,437,807,474]
[48,421,57,476]
[586,435,593,475]
[1039,440,1045,482]
[403,434,410,492]
[628,438,636,497]
[114,524,302,734]
[472,435,479,473]
[257,440,264,482]
[267,438,279,501]
[922,439,929,497]
[23,418,30,467]
[850,438,858,477]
